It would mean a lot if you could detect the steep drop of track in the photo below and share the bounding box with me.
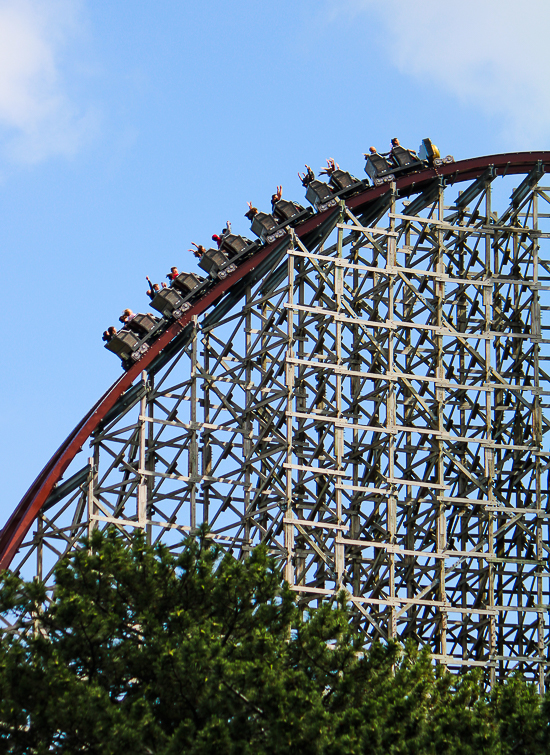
[2,151,548,570]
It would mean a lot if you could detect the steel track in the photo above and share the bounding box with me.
[2,150,549,571]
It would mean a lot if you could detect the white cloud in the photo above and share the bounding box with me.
[0,0,97,164]
[335,0,550,144]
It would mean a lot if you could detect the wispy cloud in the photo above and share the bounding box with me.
[0,0,97,165]
[333,0,550,144]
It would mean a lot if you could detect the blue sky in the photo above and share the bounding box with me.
[1,0,549,521]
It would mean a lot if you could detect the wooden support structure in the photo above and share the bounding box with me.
[5,168,550,689]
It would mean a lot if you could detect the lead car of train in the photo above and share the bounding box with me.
[105,138,453,370]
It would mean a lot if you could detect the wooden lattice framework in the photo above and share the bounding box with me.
[6,168,550,688]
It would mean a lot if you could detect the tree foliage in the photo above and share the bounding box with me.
[0,530,547,754]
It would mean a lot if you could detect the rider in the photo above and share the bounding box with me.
[298,165,315,187]
[189,243,206,259]
[319,158,339,177]
[271,185,283,211]
[245,202,258,221]
[102,326,117,342]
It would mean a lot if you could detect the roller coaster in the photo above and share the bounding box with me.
[104,140,452,370]
[3,141,550,689]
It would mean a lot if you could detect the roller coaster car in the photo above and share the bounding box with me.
[172,272,204,296]
[306,170,367,212]
[126,313,160,337]
[173,271,211,311]
[250,212,288,244]
[198,247,238,280]
[150,287,186,318]
[328,169,365,197]
[391,146,420,171]
[104,328,141,361]
[218,232,262,274]
[365,152,415,186]
[305,180,338,212]
[150,275,206,320]
[272,199,313,226]
[418,137,454,167]
[251,202,312,244]
[151,286,202,320]
[105,316,159,367]
[220,233,260,259]
[365,139,454,186]
[106,329,156,369]
[365,137,453,186]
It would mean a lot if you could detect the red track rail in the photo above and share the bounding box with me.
[2,151,549,570]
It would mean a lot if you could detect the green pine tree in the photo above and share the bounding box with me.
[0,529,546,754]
